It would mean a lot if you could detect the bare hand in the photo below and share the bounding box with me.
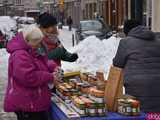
[52,67,64,85]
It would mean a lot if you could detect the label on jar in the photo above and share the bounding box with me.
[122,107,126,113]
[89,95,104,103]
[132,108,137,113]
[89,109,96,114]
[126,107,132,113]
[137,107,140,112]
[69,79,77,82]
[98,109,103,113]
[118,106,123,113]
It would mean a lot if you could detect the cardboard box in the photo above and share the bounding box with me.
[104,66,123,112]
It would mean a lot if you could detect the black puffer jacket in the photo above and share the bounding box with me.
[113,26,160,112]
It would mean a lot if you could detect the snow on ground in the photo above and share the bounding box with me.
[58,26,75,49]
[58,27,121,78]
[0,49,9,104]
[0,49,9,84]
[0,49,16,120]
[18,17,34,22]
[0,16,17,40]
[62,36,121,78]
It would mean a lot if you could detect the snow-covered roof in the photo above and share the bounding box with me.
[43,1,55,4]
[19,17,34,21]
[0,16,17,40]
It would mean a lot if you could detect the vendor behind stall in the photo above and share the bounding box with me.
[113,19,160,112]
[37,12,78,66]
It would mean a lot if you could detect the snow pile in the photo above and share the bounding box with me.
[17,17,35,25]
[0,49,9,83]
[0,16,17,40]
[18,17,35,22]
[62,36,121,77]
[0,50,17,117]
[0,49,9,109]
[0,49,9,106]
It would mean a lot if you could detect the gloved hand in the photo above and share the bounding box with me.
[70,53,78,62]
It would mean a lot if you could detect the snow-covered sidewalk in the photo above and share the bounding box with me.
[58,26,75,49]
[0,49,16,120]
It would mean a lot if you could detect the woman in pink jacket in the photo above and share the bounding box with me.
[4,26,58,120]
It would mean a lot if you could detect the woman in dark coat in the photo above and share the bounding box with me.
[113,20,160,112]
[66,16,73,31]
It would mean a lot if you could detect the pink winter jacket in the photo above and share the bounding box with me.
[4,32,57,112]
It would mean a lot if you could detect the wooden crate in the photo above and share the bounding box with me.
[104,66,123,112]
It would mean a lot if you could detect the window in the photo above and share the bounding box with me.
[15,0,18,4]
[19,0,22,5]
[16,0,21,5]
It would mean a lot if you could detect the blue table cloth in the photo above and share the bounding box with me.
[51,102,146,120]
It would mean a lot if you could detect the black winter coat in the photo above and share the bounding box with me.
[67,18,73,25]
[113,26,160,112]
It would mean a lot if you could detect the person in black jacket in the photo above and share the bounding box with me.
[66,16,73,31]
[113,19,160,112]
[37,13,78,66]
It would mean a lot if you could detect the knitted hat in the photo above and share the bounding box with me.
[123,19,141,35]
[37,12,57,28]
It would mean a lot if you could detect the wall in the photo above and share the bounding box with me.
[152,0,160,32]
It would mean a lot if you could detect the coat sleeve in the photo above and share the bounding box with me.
[48,47,76,62]
[47,60,57,72]
[61,47,76,62]
[12,50,53,88]
[113,39,128,68]
[48,47,64,60]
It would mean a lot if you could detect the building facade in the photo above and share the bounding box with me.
[151,0,160,32]
[0,0,14,16]
[23,0,40,17]
[0,0,40,17]
[64,0,125,30]
[105,0,125,30]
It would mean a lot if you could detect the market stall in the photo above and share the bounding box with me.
[50,69,147,120]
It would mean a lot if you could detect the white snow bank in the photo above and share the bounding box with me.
[19,17,34,21]
[0,49,9,84]
[62,36,121,78]
[17,17,35,24]
[0,16,17,40]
